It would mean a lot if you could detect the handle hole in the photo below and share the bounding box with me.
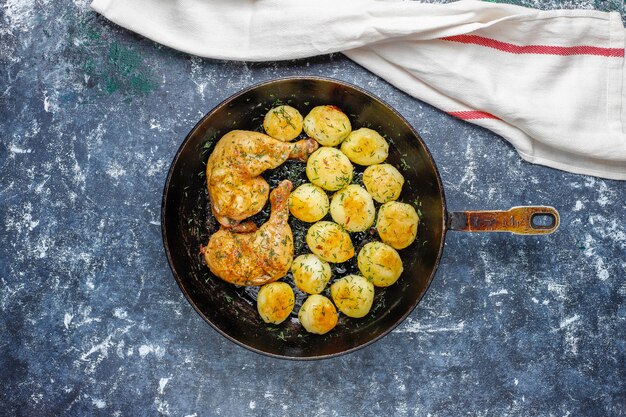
[531,213,556,229]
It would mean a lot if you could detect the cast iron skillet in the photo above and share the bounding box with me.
[161,76,559,360]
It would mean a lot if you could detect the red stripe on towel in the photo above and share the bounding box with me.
[441,35,624,57]
[448,110,500,120]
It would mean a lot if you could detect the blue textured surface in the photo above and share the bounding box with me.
[1,1,625,416]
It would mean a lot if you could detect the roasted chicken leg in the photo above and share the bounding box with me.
[206,130,318,229]
[202,180,294,286]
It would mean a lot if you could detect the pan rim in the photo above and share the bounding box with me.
[161,75,448,360]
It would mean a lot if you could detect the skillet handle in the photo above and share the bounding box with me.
[447,206,560,235]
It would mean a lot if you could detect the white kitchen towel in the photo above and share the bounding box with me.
[90,0,626,180]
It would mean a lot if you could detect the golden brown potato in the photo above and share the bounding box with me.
[306,147,353,191]
[362,164,404,203]
[357,241,404,287]
[306,221,354,263]
[288,183,329,223]
[263,105,303,141]
[329,185,376,232]
[303,105,352,146]
[330,275,375,318]
[298,294,338,334]
[376,202,419,249]
[290,254,332,294]
[257,282,295,324]
[340,128,389,166]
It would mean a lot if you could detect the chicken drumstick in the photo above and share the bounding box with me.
[202,180,294,286]
[206,130,318,229]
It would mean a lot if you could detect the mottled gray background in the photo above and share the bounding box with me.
[1,0,625,416]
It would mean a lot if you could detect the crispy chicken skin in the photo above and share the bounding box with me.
[202,180,295,286]
[205,130,318,229]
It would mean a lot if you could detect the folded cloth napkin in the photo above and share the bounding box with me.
[91,0,626,180]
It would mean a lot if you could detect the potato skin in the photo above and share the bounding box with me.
[362,164,404,203]
[306,147,354,191]
[306,221,354,263]
[290,254,332,294]
[263,105,303,142]
[357,241,404,287]
[257,282,295,324]
[330,275,375,318]
[303,105,352,146]
[298,294,338,334]
[329,185,376,232]
[340,128,389,166]
[376,202,419,249]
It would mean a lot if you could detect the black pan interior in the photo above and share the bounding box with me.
[162,77,446,359]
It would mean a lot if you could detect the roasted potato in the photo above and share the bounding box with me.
[290,254,332,294]
[298,294,339,334]
[330,275,375,318]
[263,105,303,141]
[329,184,376,232]
[306,221,354,263]
[306,147,353,191]
[303,105,352,146]
[357,241,404,287]
[257,282,295,324]
[288,183,329,222]
[376,201,419,249]
[362,163,404,203]
[340,128,388,166]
